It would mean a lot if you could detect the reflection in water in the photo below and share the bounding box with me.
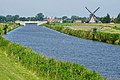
[3,24,120,80]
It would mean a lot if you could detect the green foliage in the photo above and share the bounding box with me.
[0,36,103,80]
[0,13,45,22]
[62,16,68,20]
[35,13,44,21]
[115,13,120,23]
[0,22,19,35]
[42,23,120,45]
[0,50,42,80]
[71,15,80,21]
[0,16,6,22]
[6,15,14,22]
[100,14,111,23]
[106,14,111,23]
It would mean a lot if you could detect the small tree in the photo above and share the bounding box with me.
[3,25,8,34]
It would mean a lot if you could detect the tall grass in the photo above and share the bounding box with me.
[0,22,20,35]
[42,23,120,45]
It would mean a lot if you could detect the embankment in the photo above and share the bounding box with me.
[42,23,120,45]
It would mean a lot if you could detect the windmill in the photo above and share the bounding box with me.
[85,7,100,23]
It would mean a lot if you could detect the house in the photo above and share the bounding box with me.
[44,17,62,23]
[73,20,82,23]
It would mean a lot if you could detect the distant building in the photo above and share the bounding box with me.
[44,17,62,23]
[110,18,115,24]
[73,20,82,23]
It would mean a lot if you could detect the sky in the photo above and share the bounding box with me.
[0,0,120,17]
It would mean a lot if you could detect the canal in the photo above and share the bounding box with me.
[3,24,120,80]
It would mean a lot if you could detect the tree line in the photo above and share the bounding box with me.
[99,13,120,23]
[62,13,120,23]
[0,13,44,22]
[0,12,120,23]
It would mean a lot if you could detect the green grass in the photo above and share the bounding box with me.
[0,22,20,35]
[43,23,120,34]
[0,36,103,80]
[0,50,44,80]
[0,23,45,80]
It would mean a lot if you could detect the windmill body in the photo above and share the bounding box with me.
[85,7,100,23]
[89,16,96,23]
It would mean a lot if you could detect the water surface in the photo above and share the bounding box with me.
[3,24,120,80]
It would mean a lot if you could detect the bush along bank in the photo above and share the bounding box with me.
[42,23,120,45]
[0,22,20,35]
[0,23,103,80]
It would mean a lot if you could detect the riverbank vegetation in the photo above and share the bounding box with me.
[0,22,20,35]
[0,49,41,80]
[42,23,120,45]
[0,23,103,80]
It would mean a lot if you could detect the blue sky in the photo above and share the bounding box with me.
[0,0,120,17]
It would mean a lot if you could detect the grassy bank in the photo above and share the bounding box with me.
[0,49,42,80]
[0,36,103,80]
[0,22,20,35]
[0,22,103,80]
[42,23,120,45]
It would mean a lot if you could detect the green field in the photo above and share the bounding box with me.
[42,23,120,34]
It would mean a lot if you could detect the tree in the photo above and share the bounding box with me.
[105,13,111,23]
[19,17,27,21]
[13,15,19,21]
[115,13,120,23]
[35,13,44,21]
[62,16,68,20]
[65,19,73,23]
[6,15,14,22]
[100,17,106,23]
[71,15,80,21]
[100,14,111,23]
[0,16,6,22]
